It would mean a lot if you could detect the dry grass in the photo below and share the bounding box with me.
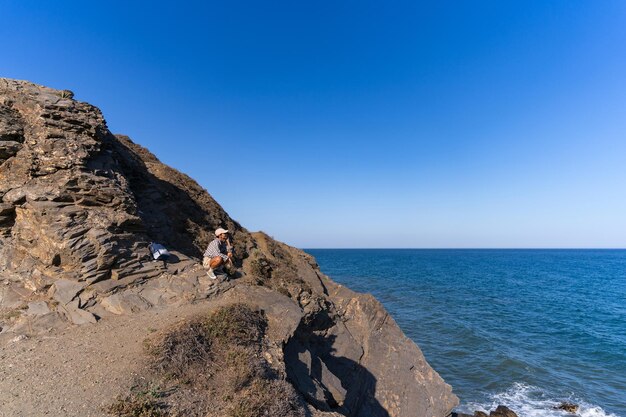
[57,89,75,99]
[0,309,23,321]
[203,303,266,346]
[246,253,313,302]
[248,257,272,282]
[147,319,213,385]
[107,389,166,417]
[225,379,304,417]
[112,303,305,417]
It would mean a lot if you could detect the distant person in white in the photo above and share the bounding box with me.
[203,227,234,279]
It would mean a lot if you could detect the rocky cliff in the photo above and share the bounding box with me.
[0,79,458,417]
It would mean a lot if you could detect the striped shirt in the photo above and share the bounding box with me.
[203,238,232,260]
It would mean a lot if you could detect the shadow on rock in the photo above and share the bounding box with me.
[164,253,180,264]
[105,134,252,263]
[285,324,390,417]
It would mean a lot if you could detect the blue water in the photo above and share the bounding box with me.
[304,249,626,417]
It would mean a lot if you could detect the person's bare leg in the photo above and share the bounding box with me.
[210,256,223,269]
[205,256,224,279]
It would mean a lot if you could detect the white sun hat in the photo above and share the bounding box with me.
[215,227,229,236]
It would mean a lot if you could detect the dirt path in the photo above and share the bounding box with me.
[0,298,225,417]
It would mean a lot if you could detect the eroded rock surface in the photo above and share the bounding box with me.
[0,78,248,330]
[0,78,458,417]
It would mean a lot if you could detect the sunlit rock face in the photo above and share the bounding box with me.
[0,78,458,417]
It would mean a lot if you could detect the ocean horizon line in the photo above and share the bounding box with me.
[302,247,626,250]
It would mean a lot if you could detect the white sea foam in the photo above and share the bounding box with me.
[458,383,620,417]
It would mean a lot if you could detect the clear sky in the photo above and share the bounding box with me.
[2,1,625,248]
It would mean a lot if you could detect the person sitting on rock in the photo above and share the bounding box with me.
[203,227,235,279]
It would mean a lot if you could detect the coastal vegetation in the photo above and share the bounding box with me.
[108,304,304,417]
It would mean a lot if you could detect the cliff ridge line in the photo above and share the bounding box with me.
[0,78,458,417]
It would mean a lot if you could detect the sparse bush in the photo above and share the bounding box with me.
[249,257,272,281]
[107,394,166,417]
[265,240,292,262]
[58,89,74,99]
[226,379,304,417]
[149,320,213,385]
[146,304,266,388]
[224,346,259,391]
[113,303,305,417]
[203,303,265,346]
[276,286,291,297]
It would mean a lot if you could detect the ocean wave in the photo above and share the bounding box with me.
[457,382,620,417]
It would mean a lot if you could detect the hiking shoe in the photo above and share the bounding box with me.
[207,268,217,280]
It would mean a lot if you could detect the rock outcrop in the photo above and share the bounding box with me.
[452,406,519,417]
[0,78,458,417]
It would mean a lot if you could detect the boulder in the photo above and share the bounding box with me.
[26,301,51,316]
[554,402,579,413]
[100,293,151,315]
[51,279,85,305]
[0,284,32,309]
[63,299,97,325]
[490,405,518,417]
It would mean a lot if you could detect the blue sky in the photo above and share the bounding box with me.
[2,1,625,248]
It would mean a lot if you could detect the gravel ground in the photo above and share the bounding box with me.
[0,299,222,417]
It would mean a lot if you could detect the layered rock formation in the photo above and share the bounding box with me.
[0,79,458,417]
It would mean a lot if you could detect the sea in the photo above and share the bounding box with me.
[304,249,626,417]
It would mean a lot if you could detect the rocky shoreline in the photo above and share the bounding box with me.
[0,78,457,417]
[452,402,581,417]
